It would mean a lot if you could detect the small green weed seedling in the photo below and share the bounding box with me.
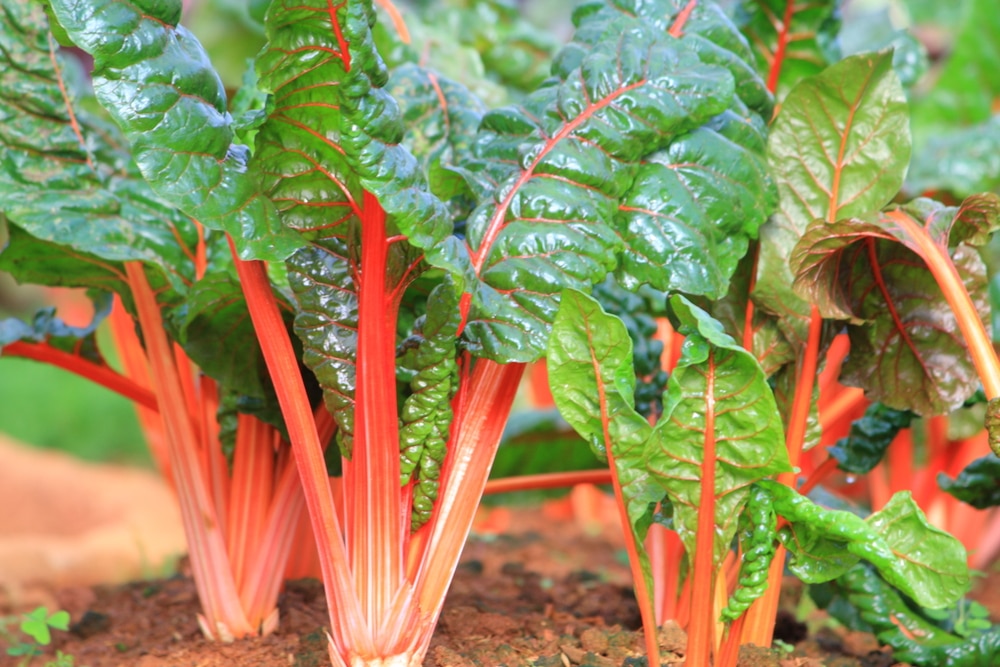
[2,607,75,667]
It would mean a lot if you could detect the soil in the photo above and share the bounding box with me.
[1,439,997,667]
[7,503,997,667]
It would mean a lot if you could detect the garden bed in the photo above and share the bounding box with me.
[8,504,994,667]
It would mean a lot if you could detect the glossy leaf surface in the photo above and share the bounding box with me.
[792,197,999,414]
[645,297,789,566]
[564,0,777,301]
[755,51,909,344]
[938,455,1000,509]
[456,17,736,361]
[828,402,914,474]
[47,0,301,261]
[835,565,1000,666]
[0,1,198,294]
[763,481,970,608]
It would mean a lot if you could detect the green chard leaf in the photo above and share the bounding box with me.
[791,195,1000,415]
[755,50,910,347]
[721,483,778,622]
[833,565,1000,667]
[399,281,462,531]
[592,277,669,417]
[646,296,790,567]
[736,0,841,99]
[47,0,301,261]
[455,15,738,361]
[937,454,1000,509]
[0,0,198,298]
[254,0,365,453]
[760,481,970,609]
[828,402,914,474]
[547,288,663,593]
[563,0,778,301]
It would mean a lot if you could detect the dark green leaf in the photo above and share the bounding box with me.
[169,272,269,400]
[829,402,914,474]
[0,1,199,294]
[762,481,970,608]
[48,0,301,261]
[399,281,462,531]
[616,104,776,299]
[455,18,736,361]
[834,565,1000,667]
[938,454,1000,509]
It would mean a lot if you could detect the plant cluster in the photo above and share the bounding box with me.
[1,0,999,666]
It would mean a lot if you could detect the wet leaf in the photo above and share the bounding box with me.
[645,297,790,567]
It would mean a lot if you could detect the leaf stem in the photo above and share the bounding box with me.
[228,239,371,655]
[687,348,719,667]
[886,209,1000,399]
[3,341,157,411]
[483,469,612,495]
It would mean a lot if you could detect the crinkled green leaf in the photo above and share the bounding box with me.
[547,288,662,595]
[829,402,914,474]
[762,481,970,608]
[558,1,777,301]
[646,296,790,567]
[336,1,452,251]
[453,18,736,361]
[387,64,485,212]
[721,483,778,622]
[0,290,111,364]
[616,104,776,299]
[286,238,359,455]
[834,565,1000,667]
[791,199,996,415]
[399,281,462,531]
[938,454,1000,509]
[907,116,1000,199]
[563,0,772,116]
[0,1,199,294]
[736,0,841,99]
[755,51,910,345]
[47,0,301,261]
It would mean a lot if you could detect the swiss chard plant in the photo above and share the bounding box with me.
[1,1,998,667]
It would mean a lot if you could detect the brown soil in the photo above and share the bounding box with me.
[0,439,996,667]
[5,502,985,667]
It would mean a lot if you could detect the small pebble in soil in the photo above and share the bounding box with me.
[70,610,110,638]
